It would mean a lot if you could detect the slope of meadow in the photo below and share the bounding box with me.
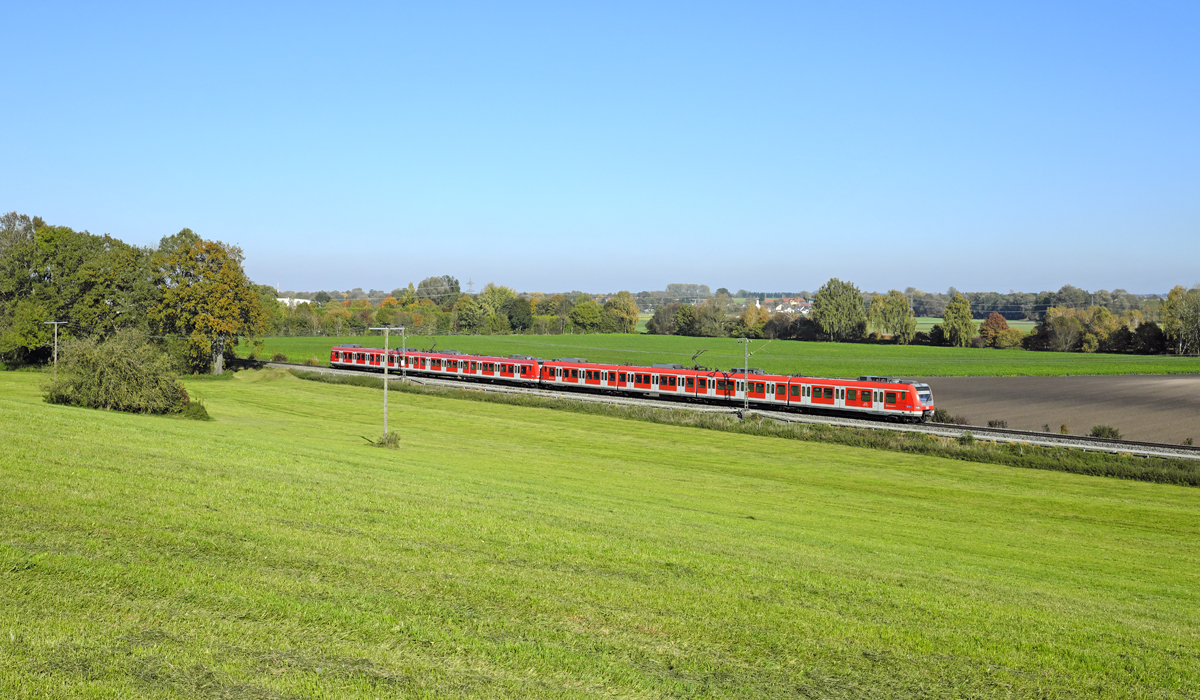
[1,369,1197,698]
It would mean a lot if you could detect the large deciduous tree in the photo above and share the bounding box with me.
[978,312,1010,347]
[569,298,602,333]
[1161,285,1200,355]
[416,275,460,308]
[811,278,867,342]
[602,291,639,333]
[155,231,265,374]
[1,223,158,363]
[867,290,917,344]
[454,295,485,333]
[942,292,978,347]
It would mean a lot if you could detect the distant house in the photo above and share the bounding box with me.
[772,297,811,316]
[276,297,299,309]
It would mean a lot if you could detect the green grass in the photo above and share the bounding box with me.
[240,333,1200,377]
[3,370,1200,697]
[291,369,1200,487]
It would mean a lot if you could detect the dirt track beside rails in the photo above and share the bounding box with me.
[916,374,1200,445]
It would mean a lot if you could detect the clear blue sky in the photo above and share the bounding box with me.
[4,1,1198,295]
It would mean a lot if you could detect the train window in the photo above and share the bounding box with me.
[886,392,896,404]
[716,380,725,391]
[776,384,785,396]
[571,369,578,378]
[758,382,766,393]
[823,387,833,399]
[847,389,857,401]
[686,377,694,388]
[899,391,907,402]
[669,376,676,386]
[618,372,625,382]
[790,385,799,396]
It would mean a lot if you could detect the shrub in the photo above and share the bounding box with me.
[987,419,1008,429]
[271,352,289,362]
[1184,438,1194,446]
[44,330,186,414]
[364,431,401,449]
[1060,424,1070,434]
[304,356,320,366]
[181,400,210,420]
[957,432,976,446]
[1090,425,1122,440]
[994,328,1025,349]
[950,414,971,426]
[931,408,950,423]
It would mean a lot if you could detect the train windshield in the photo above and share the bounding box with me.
[914,384,933,405]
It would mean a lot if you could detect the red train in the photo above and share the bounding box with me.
[329,344,936,422]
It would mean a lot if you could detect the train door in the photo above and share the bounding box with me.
[834,387,845,409]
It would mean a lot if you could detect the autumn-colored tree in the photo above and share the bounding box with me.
[978,312,1010,346]
[380,296,399,308]
[155,234,265,374]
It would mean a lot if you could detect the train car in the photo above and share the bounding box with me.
[330,346,541,385]
[327,344,934,422]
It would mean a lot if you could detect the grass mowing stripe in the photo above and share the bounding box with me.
[289,369,1200,487]
[2,369,1198,697]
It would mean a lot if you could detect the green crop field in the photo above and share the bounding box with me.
[240,333,1200,377]
[2,370,1198,697]
[915,316,1037,333]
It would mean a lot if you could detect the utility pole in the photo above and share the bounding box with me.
[369,325,392,436]
[398,325,407,383]
[738,338,771,414]
[740,337,750,412]
[43,321,67,383]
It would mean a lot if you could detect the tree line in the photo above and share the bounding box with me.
[1,213,263,373]
[262,282,640,338]
[644,277,1200,355]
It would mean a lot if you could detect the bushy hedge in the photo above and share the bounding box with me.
[44,330,190,414]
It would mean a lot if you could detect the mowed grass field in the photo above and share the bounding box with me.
[241,333,1200,377]
[2,370,1199,698]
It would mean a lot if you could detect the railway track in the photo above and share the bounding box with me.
[265,361,1200,462]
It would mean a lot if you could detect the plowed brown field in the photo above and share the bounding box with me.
[918,374,1200,444]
